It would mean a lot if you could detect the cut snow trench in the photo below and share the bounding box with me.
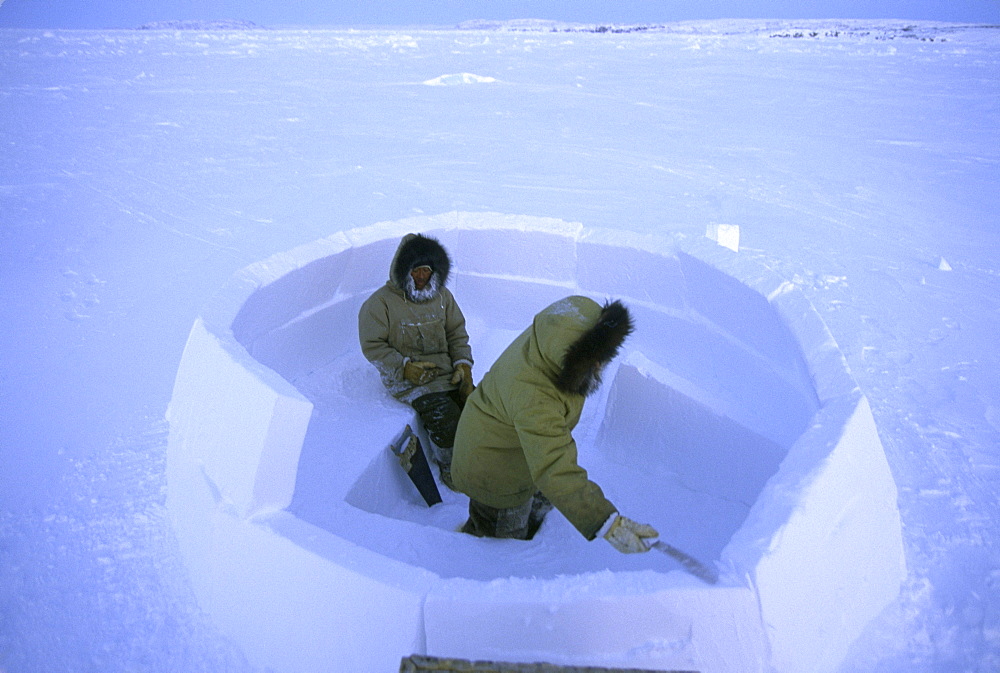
[166,212,905,673]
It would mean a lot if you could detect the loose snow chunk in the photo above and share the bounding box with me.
[423,73,497,86]
[706,223,740,252]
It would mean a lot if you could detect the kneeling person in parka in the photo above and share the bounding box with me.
[451,295,658,553]
[358,233,474,488]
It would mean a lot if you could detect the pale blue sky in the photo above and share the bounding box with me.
[1,0,998,29]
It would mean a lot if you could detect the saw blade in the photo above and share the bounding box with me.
[651,541,719,585]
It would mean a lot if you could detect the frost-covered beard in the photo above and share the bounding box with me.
[404,273,440,302]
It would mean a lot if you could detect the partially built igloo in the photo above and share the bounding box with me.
[166,212,905,673]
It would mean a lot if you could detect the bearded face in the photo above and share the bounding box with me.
[405,266,439,302]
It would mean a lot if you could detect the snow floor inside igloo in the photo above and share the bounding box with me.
[284,277,811,582]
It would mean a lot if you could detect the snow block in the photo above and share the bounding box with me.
[167,212,904,673]
[705,223,740,252]
[576,229,687,312]
[601,357,787,510]
[723,393,906,673]
[206,510,435,673]
[167,317,311,519]
[676,248,812,381]
[424,574,767,671]
[446,224,580,284]
[456,275,570,330]
[231,245,350,347]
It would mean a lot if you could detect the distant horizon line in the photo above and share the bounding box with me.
[3,16,996,31]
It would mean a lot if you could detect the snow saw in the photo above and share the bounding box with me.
[650,540,719,585]
[391,424,442,506]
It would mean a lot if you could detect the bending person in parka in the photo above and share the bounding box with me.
[451,295,659,554]
[358,233,474,487]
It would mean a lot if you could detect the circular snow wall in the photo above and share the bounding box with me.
[166,212,905,673]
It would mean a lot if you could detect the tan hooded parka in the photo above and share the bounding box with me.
[452,296,631,540]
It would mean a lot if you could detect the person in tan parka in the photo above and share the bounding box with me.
[451,295,659,553]
[358,233,474,486]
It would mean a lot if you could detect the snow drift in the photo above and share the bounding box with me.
[166,211,906,673]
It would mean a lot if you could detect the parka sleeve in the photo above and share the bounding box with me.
[358,294,407,389]
[513,392,616,540]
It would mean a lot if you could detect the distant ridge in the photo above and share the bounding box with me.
[137,19,263,30]
[455,17,996,41]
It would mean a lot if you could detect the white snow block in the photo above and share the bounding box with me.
[167,317,312,519]
[207,511,435,673]
[230,241,351,347]
[424,575,768,672]
[738,394,906,673]
[577,228,687,312]
[443,216,581,283]
[601,356,789,511]
[174,503,436,673]
[705,223,740,252]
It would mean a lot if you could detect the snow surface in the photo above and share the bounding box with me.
[1,19,999,673]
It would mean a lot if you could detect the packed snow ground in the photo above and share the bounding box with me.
[1,19,999,672]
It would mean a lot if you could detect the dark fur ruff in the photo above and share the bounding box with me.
[555,300,634,396]
[392,234,451,289]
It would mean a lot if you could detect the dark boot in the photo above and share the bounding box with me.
[461,497,534,540]
[412,391,462,490]
[526,492,553,539]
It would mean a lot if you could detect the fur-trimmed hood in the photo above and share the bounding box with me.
[389,233,451,291]
[554,298,633,395]
[522,296,633,396]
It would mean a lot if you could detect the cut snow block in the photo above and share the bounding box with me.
[677,249,809,378]
[336,238,400,295]
[724,393,906,673]
[424,577,766,672]
[456,274,569,330]
[209,511,436,673]
[167,213,904,673]
[232,250,348,347]
[617,304,816,450]
[705,223,739,252]
[167,317,312,519]
[247,295,364,382]
[345,426,429,513]
[576,238,687,312]
[442,225,579,284]
[600,359,788,510]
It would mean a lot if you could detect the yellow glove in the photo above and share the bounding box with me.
[449,362,474,400]
[403,360,439,386]
[603,514,659,554]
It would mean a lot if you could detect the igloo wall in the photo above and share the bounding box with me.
[166,212,905,673]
